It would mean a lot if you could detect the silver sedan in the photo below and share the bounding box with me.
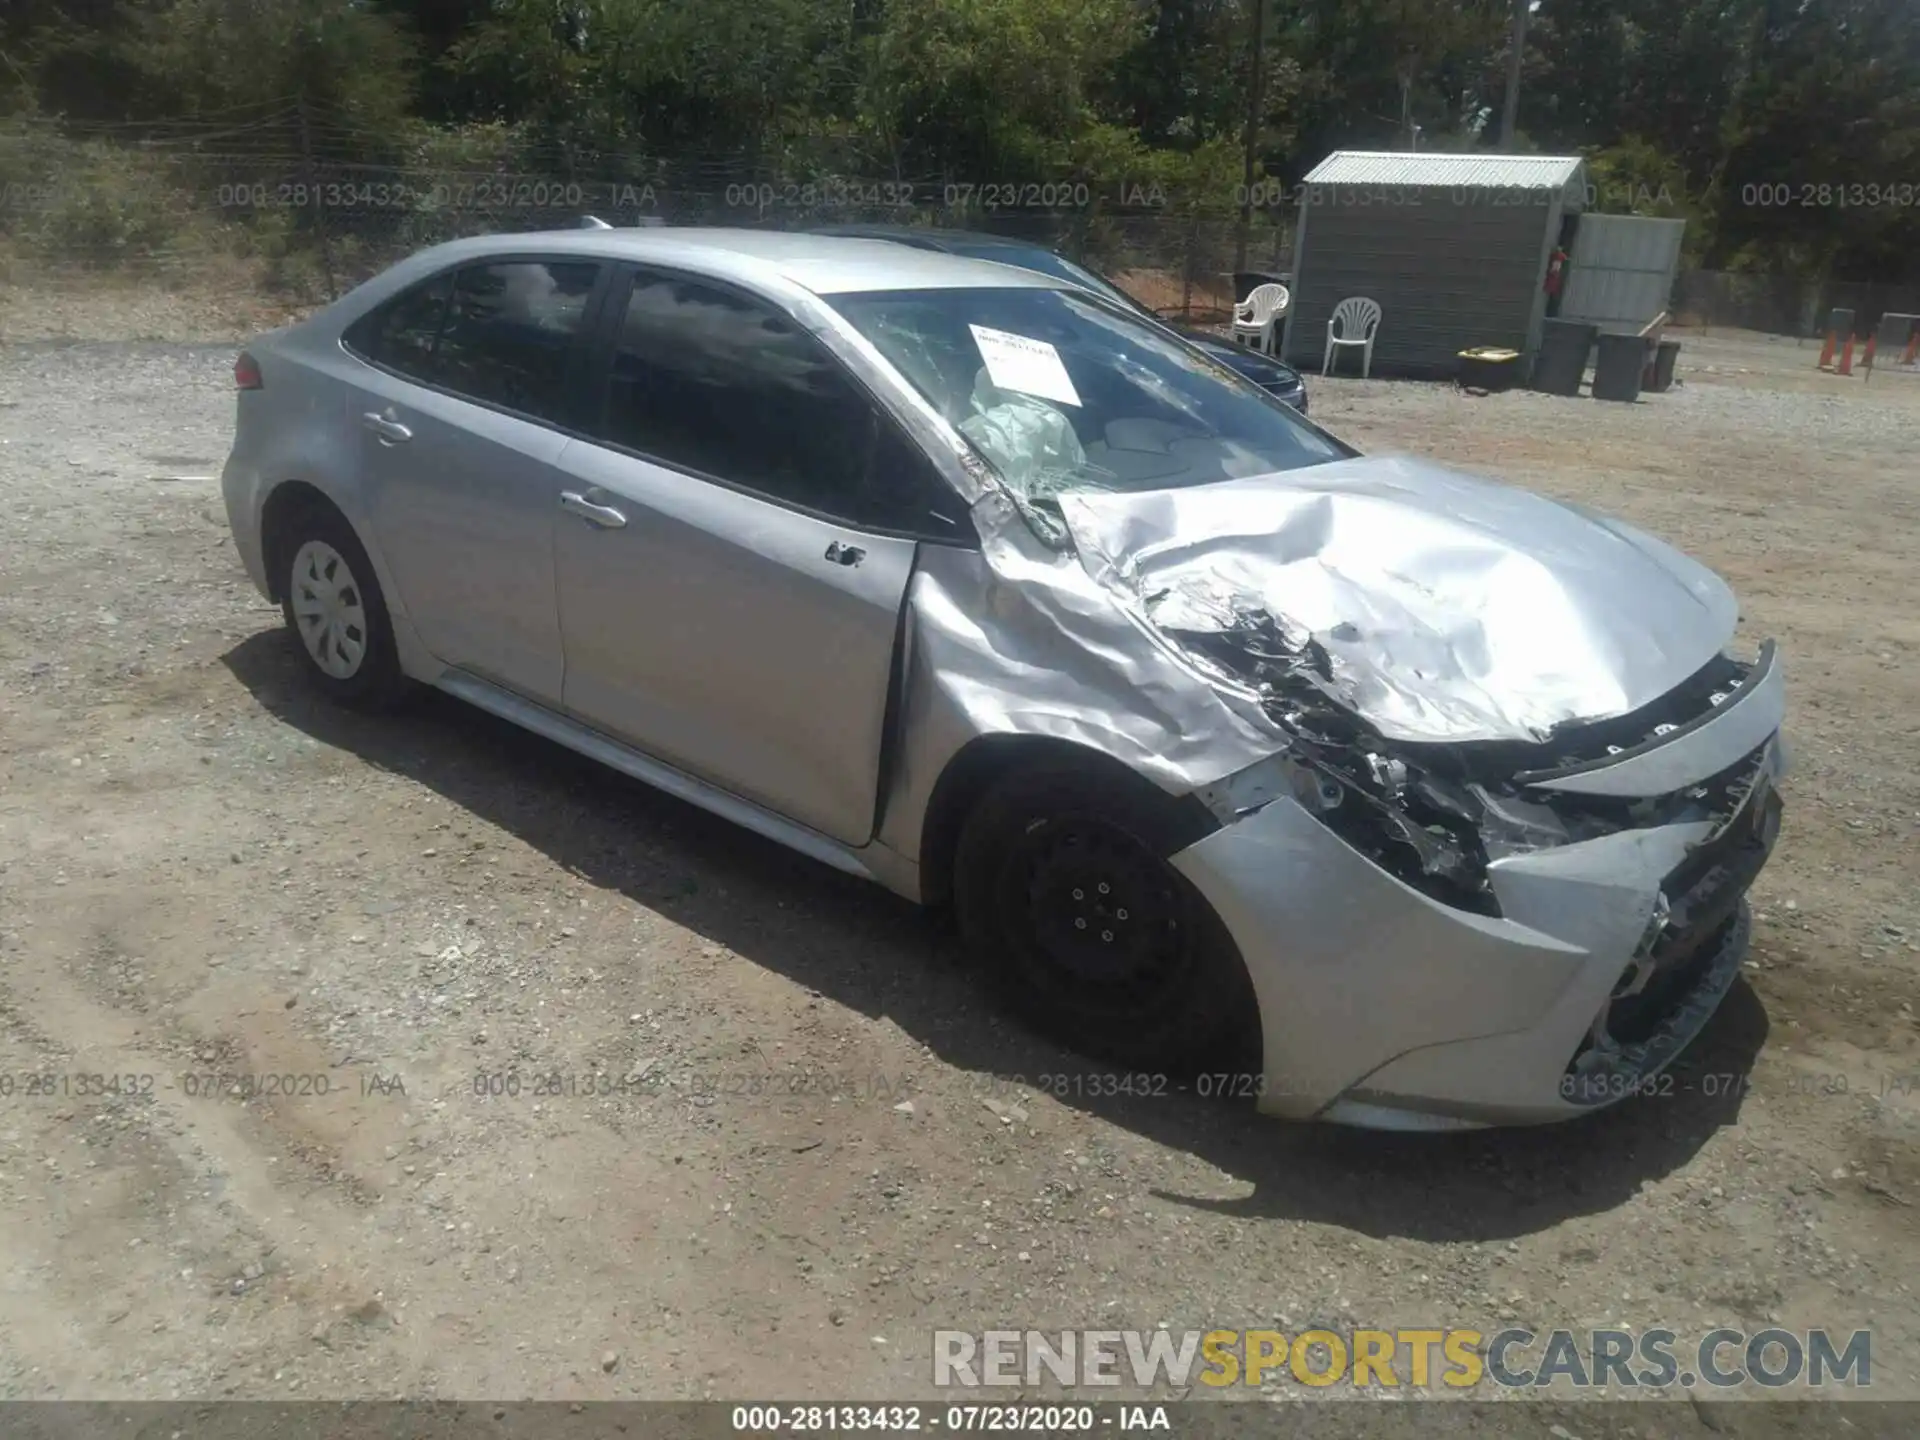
[221,228,1785,1129]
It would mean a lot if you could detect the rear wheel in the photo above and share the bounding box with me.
[276,503,409,710]
[953,759,1258,1075]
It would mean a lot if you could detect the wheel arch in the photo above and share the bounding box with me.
[256,477,436,683]
[260,479,353,605]
[914,733,1218,908]
[935,733,1262,1075]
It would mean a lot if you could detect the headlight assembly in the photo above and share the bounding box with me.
[1197,743,1504,915]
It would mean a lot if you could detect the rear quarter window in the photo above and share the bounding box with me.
[342,259,602,427]
[343,273,452,379]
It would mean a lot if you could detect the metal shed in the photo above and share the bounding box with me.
[1556,212,1687,333]
[1279,151,1587,378]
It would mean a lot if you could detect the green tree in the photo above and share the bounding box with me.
[107,0,414,136]
[368,0,498,123]
[1283,0,1509,167]
[1528,0,1761,186]
[1109,0,1246,147]
[449,0,854,166]
[860,0,1145,182]
[1714,0,1920,278]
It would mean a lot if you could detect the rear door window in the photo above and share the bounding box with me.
[432,261,602,424]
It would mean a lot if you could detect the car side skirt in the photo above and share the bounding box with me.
[434,669,922,896]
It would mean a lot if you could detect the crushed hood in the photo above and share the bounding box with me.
[1056,454,1740,744]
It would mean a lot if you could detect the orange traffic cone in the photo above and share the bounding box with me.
[1903,328,1920,366]
[1817,329,1837,368]
[1836,334,1854,375]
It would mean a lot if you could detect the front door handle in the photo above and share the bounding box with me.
[560,490,628,529]
[361,410,413,445]
[824,540,865,567]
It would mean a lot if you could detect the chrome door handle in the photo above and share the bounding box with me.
[361,411,413,445]
[560,490,628,529]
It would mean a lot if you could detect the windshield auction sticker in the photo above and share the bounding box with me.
[969,324,1082,407]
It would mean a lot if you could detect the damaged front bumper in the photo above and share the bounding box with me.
[1169,644,1787,1129]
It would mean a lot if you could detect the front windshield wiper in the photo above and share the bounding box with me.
[1003,491,1071,550]
[1000,461,1125,552]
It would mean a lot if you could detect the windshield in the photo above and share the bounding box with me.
[829,286,1344,505]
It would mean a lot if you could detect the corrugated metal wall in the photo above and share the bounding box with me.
[1281,191,1555,375]
[1559,215,1687,332]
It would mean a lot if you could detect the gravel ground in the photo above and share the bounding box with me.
[1,317,1918,1431]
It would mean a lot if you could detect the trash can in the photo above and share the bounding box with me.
[1874,312,1916,360]
[1648,339,1681,393]
[1532,318,1596,396]
[1592,332,1649,403]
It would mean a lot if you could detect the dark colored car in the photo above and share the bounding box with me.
[812,224,1308,412]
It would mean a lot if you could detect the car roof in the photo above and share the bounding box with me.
[811,223,1046,253]
[810,223,1149,302]
[385,226,1067,298]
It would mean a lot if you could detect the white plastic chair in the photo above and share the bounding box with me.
[1232,283,1289,354]
[1323,296,1382,378]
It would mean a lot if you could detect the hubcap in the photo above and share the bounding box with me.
[290,540,368,679]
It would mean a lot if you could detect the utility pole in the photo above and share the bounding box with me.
[1236,0,1268,273]
[1499,0,1529,149]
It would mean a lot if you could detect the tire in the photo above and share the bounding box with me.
[953,758,1260,1075]
[276,502,410,711]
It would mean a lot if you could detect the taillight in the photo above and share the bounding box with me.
[234,351,264,390]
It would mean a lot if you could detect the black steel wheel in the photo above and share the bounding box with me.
[953,758,1259,1074]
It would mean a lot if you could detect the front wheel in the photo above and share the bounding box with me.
[953,759,1259,1075]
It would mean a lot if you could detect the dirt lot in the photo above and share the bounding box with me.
[2,309,1918,1428]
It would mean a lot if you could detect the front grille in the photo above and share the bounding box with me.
[1560,759,1781,1103]
[1608,780,1780,1045]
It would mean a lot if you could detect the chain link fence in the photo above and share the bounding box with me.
[1673,269,1920,340]
[0,115,1297,324]
[15,115,1920,344]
